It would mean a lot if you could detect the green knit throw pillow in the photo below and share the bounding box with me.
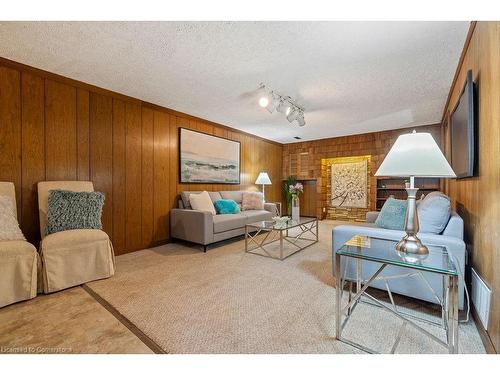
[46,190,105,235]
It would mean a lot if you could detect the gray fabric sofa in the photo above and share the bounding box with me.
[170,190,277,251]
[333,210,466,309]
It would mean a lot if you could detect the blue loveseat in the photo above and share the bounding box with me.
[332,210,466,309]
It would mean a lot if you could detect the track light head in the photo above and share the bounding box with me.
[296,111,306,127]
[265,93,279,113]
[286,106,300,122]
[258,96,269,108]
[276,98,291,114]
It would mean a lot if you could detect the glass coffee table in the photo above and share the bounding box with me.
[335,235,459,354]
[245,217,318,260]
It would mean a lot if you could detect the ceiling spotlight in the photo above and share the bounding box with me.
[257,84,270,108]
[258,96,269,108]
[276,98,291,114]
[264,92,278,113]
[296,112,306,127]
[286,106,300,123]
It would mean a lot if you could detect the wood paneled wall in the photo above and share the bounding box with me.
[0,58,282,255]
[441,22,500,352]
[282,124,442,219]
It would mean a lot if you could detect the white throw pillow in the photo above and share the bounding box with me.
[0,196,26,241]
[189,191,216,215]
[242,192,264,211]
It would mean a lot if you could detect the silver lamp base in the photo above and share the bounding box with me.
[396,235,428,255]
[397,178,429,257]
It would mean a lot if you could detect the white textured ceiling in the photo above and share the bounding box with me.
[0,22,469,143]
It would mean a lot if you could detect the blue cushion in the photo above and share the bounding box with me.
[375,198,407,230]
[46,190,105,235]
[214,199,240,215]
[417,191,451,234]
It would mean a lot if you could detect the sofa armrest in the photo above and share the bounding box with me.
[170,209,214,245]
[264,202,278,215]
[442,212,464,239]
[365,211,379,223]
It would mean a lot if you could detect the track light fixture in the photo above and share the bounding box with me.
[257,83,305,127]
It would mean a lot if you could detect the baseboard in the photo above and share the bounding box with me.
[471,303,496,354]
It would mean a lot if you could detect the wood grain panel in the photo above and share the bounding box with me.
[112,99,126,253]
[21,72,45,243]
[0,66,21,215]
[441,22,500,352]
[153,110,170,243]
[141,107,154,248]
[89,92,113,237]
[45,79,77,180]
[77,89,90,181]
[175,116,189,194]
[169,114,178,210]
[125,102,142,251]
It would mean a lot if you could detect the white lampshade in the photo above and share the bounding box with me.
[375,131,456,178]
[255,172,272,185]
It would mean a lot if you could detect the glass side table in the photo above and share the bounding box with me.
[335,235,459,354]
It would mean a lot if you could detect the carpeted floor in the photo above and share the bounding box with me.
[86,221,485,354]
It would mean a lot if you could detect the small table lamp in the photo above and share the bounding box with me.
[375,131,456,256]
[255,172,272,202]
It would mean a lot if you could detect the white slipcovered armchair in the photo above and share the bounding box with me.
[38,181,115,293]
[0,182,38,307]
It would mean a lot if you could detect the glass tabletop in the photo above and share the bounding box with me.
[246,216,317,231]
[337,235,458,275]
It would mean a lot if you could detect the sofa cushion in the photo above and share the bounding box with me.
[214,199,240,214]
[46,190,104,235]
[189,191,216,215]
[220,191,244,203]
[0,196,25,241]
[208,191,223,203]
[180,191,193,209]
[213,214,246,233]
[181,191,223,209]
[375,198,407,231]
[241,210,273,224]
[417,191,451,234]
[242,192,264,211]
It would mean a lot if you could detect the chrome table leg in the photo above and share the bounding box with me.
[336,252,342,340]
[448,274,459,354]
[279,229,283,260]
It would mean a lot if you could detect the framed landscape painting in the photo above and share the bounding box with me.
[179,128,240,184]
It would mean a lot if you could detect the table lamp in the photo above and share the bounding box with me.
[255,172,272,202]
[375,131,456,255]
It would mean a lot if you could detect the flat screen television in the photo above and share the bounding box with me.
[450,69,476,178]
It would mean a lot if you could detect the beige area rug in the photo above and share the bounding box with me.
[87,221,485,354]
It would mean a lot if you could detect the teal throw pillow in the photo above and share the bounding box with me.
[214,199,240,215]
[375,198,407,231]
[46,190,105,235]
